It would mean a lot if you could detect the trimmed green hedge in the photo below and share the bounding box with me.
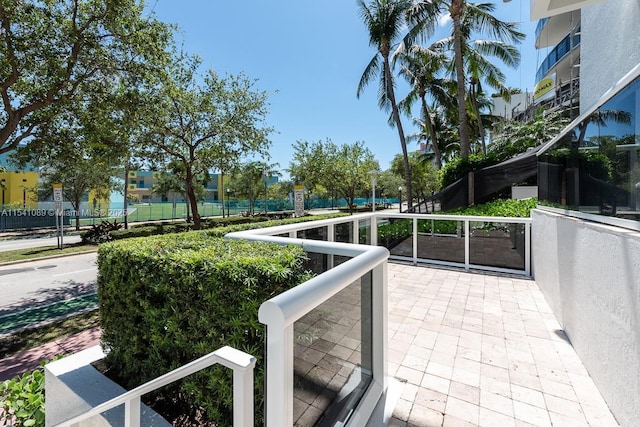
[376,198,536,248]
[97,233,313,426]
[90,213,348,241]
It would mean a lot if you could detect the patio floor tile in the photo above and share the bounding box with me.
[386,263,619,427]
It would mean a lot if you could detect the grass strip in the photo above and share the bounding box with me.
[0,243,97,264]
[0,310,100,358]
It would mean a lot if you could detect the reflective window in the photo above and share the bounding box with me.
[538,76,640,222]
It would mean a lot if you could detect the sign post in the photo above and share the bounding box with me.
[294,185,304,217]
[53,184,63,249]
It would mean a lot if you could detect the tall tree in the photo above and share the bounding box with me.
[357,0,414,208]
[397,43,454,169]
[146,55,274,229]
[408,1,523,159]
[289,139,379,213]
[12,97,122,229]
[0,0,172,155]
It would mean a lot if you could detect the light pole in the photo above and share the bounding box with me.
[398,186,403,213]
[264,168,268,215]
[226,188,231,217]
[369,170,380,212]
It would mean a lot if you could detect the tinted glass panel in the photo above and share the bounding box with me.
[377,218,412,257]
[538,76,640,223]
[415,218,465,263]
[469,221,525,270]
[293,273,373,426]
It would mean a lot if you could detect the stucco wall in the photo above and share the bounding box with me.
[532,209,640,427]
[580,0,640,111]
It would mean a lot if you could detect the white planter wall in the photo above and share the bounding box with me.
[45,346,170,427]
[531,209,640,427]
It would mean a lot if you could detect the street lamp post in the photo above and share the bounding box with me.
[398,186,403,213]
[226,188,230,217]
[264,169,268,215]
[369,170,380,213]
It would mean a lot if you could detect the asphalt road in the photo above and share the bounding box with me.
[0,252,97,316]
[0,234,83,252]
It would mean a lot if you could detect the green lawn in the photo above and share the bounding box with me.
[0,243,97,264]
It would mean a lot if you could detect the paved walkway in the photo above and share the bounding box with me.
[0,327,101,381]
[386,263,618,427]
[0,263,619,426]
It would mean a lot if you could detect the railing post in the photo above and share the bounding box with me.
[327,223,335,269]
[353,218,359,244]
[371,214,378,246]
[464,219,470,270]
[525,221,531,276]
[413,217,418,265]
[124,396,140,427]
[263,323,294,426]
[233,364,255,427]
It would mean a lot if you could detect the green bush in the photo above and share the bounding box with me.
[97,233,313,426]
[97,213,348,241]
[445,197,537,218]
[376,198,536,248]
[439,154,500,189]
[0,364,46,427]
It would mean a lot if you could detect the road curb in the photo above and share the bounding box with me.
[0,249,98,267]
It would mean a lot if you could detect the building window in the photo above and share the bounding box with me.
[538,75,640,223]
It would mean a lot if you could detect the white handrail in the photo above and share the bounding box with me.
[54,346,256,427]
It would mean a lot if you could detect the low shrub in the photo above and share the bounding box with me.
[99,213,348,241]
[97,233,313,426]
[0,363,46,427]
[376,198,536,248]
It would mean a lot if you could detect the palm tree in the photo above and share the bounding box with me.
[357,0,414,208]
[397,43,455,169]
[408,1,524,159]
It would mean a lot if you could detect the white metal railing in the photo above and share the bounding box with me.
[225,211,530,425]
[226,214,390,427]
[57,212,529,427]
[372,212,532,276]
[54,346,256,427]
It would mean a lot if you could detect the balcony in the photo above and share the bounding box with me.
[536,31,581,82]
[46,212,627,426]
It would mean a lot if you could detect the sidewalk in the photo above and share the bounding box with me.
[0,327,101,381]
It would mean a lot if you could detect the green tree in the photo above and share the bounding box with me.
[488,109,570,161]
[0,0,172,155]
[409,1,523,159]
[390,151,439,206]
[146,55,273,229]
[357,0,414,207]
[228,161,279,215]
[397,43,454,169]
[289,139,379,213]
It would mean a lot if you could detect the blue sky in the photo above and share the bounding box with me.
[149,1,539,178]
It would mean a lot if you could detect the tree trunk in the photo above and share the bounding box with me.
[185,171,200,229]
[383,54,413,208]
[123,163,129,229]
[470,81,486,155]
[451,0,471,159]
[421,95,442,169]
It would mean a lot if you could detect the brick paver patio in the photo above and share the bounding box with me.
[386,263,618,427]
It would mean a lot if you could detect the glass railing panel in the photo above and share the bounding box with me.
[297,226,328,241]
[359,219,371,245]
[416,218,465,263]
[293,272,373,426]
[334,221,354,244]
[376,218,413,257]
[469,221,526,270]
